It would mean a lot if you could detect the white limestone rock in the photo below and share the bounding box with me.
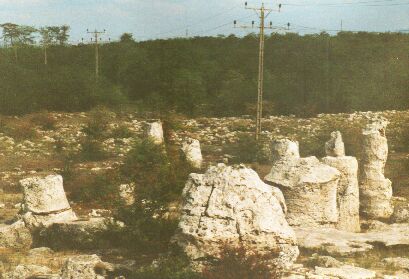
[383,257,409,271]
[144,120,164,145]
[119,183,135,205]
[61,254,113,279]
[360,118,393,219]
[173,164,299,269]
[181,138,203,169]
[295,223,409,257]
[0,220,32,249]
[325,131,345,157]
[20,175,71,214]
[19,175,77,229]
[3,264,53,279]
[314,265,376,279]
[265,140,340,227]
[322,132,360,232]
[391,203,409,223]
[271,138,300,162]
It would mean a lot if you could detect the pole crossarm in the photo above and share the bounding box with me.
[86,29,106,80]
[234,2,282,140]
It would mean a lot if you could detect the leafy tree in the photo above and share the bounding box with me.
[120,32,134,43]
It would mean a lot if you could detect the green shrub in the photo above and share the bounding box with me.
[101,140,193,253]
[82,107,114,140]
[225,134,270,164]
[78,138,109,161]
[132,249,201,279]
[110,124,133,138]
[69,171,121,206]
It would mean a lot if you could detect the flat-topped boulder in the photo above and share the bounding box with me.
[295,223,409,257]
[173,164,299,269]
[20,175,71,214]
[19,175,77,229]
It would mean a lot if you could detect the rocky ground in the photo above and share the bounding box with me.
[1,109,409,278]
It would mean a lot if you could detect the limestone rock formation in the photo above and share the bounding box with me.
[173,164,299,269]
[61,254,113,279]
[325,131,345,157]
[39,217,108,250]
[20,175,71,214]
[3,264,54,279]
[265,139,341,228]
[0,220,32,249]
[181,138,203,169]
[391,203,409,223]
[322,132,360,232]
[360,118,393,219]
[119,183,135,205]
[144,120,164,144]
[314,265,376,279]
[19,175,77,228]
[271,138,300,162]
[295,223,409,257]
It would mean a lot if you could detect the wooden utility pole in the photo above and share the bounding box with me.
[235,2,282,140]
[87,29,106,79]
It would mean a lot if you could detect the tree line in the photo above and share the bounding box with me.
[1,23,409,117]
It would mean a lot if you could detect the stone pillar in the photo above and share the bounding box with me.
[265,139,340,228]
[144,120,164,145]
[19,175,77,228]
[173,164,299,269]
[322,131,360,232]
[181,138,203,169]
[360,118,393,219]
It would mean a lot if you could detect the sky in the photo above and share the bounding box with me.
[1,0,409,43]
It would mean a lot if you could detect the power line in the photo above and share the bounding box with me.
[235,1,282,140]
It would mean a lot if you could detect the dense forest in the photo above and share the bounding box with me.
[1,29,409,117]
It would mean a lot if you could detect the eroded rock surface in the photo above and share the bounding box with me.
[181,138,203,169]
[325,131,345,157]
[314,265,376,279]
[173,164,299,268]
[295,223,409,257]
[0,220,32,249]
[322,132,360,232]
[360,118,393,219]
[3,264,54,279]
[61,254,113,279]
[144,120,164,144]
[265,139,340,228]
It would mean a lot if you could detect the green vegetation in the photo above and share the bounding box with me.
[2,25,409,116]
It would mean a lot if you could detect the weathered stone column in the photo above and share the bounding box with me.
[181,138,203,169]
[322,131,360,232]
[144,120,164,144]
[173,164,299,269]
[360,118,393,219]
[20,175,77,228]
[265,139,340,228]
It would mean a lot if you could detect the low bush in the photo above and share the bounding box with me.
[69,170,121,207]
[131,248,201,279]
[225,133,270,164]
[78,138,109,162]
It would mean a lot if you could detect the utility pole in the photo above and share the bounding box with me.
[235,2,282,140]
[87,28,106,79]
